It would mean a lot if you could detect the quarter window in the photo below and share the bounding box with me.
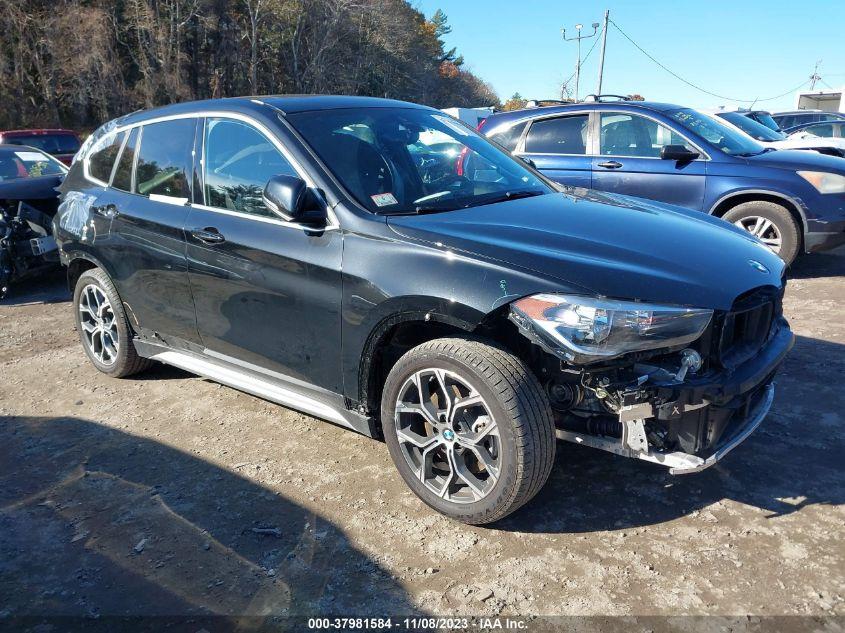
[88,132,125,183]
[112,127,139,192]
[600,113,692,158]
[202,118,297,218]
[134,119,195,199]
[524,115,588,154]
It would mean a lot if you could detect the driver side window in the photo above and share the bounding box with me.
[203,118,297,218]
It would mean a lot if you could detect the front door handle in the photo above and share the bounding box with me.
[597,160,623,169]
[92,203,118,218]
[191,227,226,244]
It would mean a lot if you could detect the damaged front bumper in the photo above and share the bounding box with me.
[556,382,775,474]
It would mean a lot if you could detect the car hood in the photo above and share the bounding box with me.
[386,190,784,311]
[0,175,64,200]
[745,148,845,173]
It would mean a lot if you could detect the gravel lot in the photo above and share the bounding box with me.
[1,248,843,622]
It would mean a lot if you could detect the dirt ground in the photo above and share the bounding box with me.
[1,247,843,623]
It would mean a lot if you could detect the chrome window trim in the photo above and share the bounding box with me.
[596,110,711,161]
[189,202,339,232]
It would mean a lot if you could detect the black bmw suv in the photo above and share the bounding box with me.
[54,96,794,524]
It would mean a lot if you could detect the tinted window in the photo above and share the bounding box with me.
[5,133,80,154]
[112,127,139,192]
[0,147,66,182]
[488,121,528,151]
[203,118,296,217]
[600,113,692,158]
[819,113,845,122]
[134,119,195,199]
[525,115,588,154]
[88,132,125,183]
[719,112,785,141]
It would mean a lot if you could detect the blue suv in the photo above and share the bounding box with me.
[480,99,845,264]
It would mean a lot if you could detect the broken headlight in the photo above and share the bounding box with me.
[510,294,713,364]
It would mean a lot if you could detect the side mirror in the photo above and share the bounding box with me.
[262,174,326,224]
[660,145,700,162]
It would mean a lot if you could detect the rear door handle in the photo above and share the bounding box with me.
[190,227,226,244]
[597,160,623,169]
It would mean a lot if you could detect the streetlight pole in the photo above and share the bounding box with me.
[562,21,599,101]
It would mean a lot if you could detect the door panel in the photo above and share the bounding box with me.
[591,112,706,210]
[185,208,343,392]
[518,114,592,188]
[185,116,343,393]
[101,118,199,343]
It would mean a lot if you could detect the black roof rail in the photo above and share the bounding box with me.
[526,99,577,107]
[583,94,632,102]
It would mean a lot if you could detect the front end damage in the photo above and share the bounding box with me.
[509,286,794,474]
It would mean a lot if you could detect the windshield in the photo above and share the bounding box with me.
[718,112,786,142]
[0,147,67,182]
[5,133,80,154]
[287,107,552,214]
[750,112,782,132]
[669,108,766,156]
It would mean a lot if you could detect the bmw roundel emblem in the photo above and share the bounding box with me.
[748,259,769,274]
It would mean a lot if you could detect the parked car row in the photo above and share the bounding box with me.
[479,97,845,265]
[50,95,796,524]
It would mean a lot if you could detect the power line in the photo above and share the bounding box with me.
[609,18,811,103]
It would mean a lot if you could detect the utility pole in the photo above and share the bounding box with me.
[595,10,610,96]
[562,21,599,101]
[809,60,822,90]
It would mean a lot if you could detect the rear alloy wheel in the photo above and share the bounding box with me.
[723,200,801,265]
[73,267,154,378]
[382,337,555,525]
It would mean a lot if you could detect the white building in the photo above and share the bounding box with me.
[794,87,844,113]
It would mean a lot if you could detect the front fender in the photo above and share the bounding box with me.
[340,226,582,405]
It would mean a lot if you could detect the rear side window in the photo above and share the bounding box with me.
[488,121,528,152]
[524,115,588,154]
[135,119,196,199]
[88,132,125,183]
[203,118,297,217]
[112,127,139,192]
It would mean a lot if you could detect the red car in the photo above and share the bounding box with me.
[0,129,82,165]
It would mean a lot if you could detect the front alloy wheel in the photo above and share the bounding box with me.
[733,216,782,253]
[382,337,556,525]
[395,368,501,503]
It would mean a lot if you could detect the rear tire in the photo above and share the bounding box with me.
[381,337,555,525]
[722,200,801,265]
[73,267,154,378]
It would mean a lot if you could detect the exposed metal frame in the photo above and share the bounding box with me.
[555,383,775,475]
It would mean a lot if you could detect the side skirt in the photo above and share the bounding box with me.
[133,339,376,438]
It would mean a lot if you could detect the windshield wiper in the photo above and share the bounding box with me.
[463,189,546,208]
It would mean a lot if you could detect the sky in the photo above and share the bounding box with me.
[414,0,845,112]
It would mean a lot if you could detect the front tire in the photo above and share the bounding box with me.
[381,337,556,525]
[723,200,801,265]
[73,267,153,378]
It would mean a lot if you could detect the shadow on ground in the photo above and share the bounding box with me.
[500,333,845,534]
[787,245,845,280]
[0,416,420,621]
